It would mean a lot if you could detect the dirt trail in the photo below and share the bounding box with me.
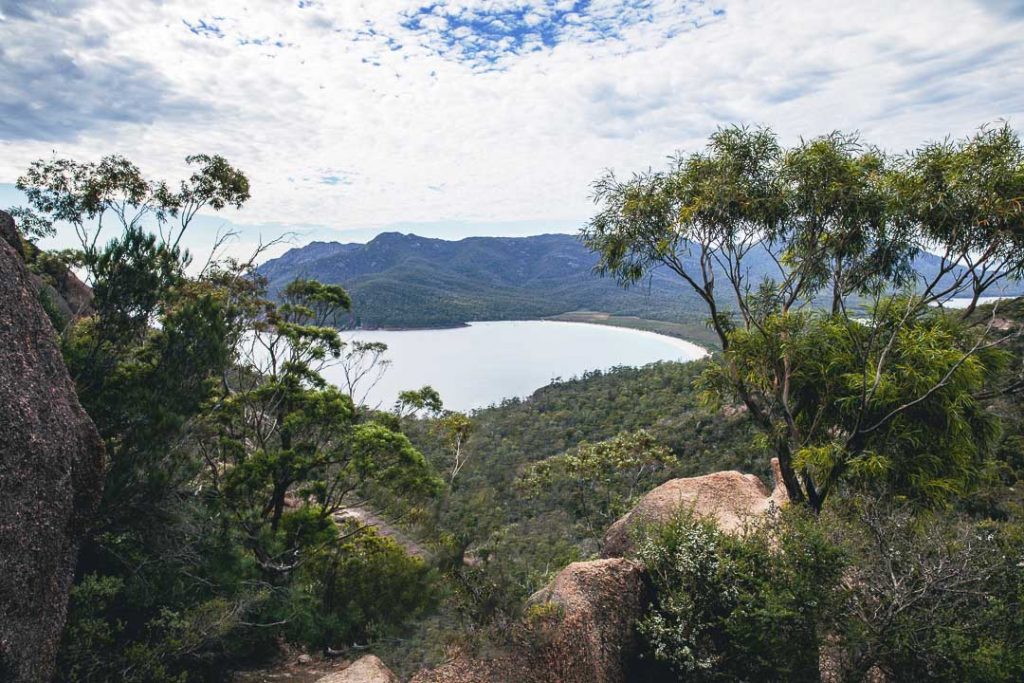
[335,506,432,560]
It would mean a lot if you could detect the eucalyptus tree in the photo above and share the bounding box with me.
[521,430,678,543]
[395,386,444,419]
[196,274,440,578]
[340,340,392,409]
[583,124,1024,509]
[14,154,250,344]
[15,153,249,275]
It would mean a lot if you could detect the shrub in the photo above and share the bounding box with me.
[282,528,439,650]
[634,508,845,682]
[825,498,1024,682]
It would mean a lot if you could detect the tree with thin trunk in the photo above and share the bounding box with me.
[583,124,1024,510]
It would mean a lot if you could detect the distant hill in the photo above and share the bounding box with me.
[257,232,707,328]
[257,232,1024,330]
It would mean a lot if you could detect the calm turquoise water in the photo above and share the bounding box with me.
[322,320,707,412]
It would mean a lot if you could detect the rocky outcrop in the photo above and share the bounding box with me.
[601,458,788,556]
[0,210,94,323]
[523,558,648,682]
[315,655,398,683]
[410,460,788,682]
[411,558,648,683]
[0,210,25,259]
[46,267,94,320]
[0,212,105,682]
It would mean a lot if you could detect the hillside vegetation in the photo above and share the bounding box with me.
[258,232,1024,337]
[258,232,708,329]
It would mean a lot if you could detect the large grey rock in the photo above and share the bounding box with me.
[0,212,105,682]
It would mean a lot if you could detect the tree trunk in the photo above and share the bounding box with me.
[774,440,808,506]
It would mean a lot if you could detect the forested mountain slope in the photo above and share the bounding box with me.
[258,232,707,327]
[259,232,1024,329]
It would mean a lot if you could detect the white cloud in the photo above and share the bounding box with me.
[0,0,1022,243]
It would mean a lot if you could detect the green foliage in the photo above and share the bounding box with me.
[400,361,759,581]
[584,123,1024,509]
[282,528,439,649]
[6,205,54,241]
[521,430,678,542]
[280,277,352,330]
[901,124,1024,274]
[14,152,446,681]
[379,361,762,656]
[432,411,473,484]
[697,307,1007,506]
[823,497,1024,682]
[60,575,127,682]
[635,509,846,682]
[36,284,69,329]
[396,385,444,418]
[446,515,584,639]
[91,225,186,340]
[16,153,249,263]
[634,500,1024,683]
[59,569,250,683]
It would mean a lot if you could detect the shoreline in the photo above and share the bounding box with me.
[343,311,720,351]
[331,317,711,412]
[342,315,713,358]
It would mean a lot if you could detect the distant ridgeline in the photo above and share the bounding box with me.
[257,232,1024,330]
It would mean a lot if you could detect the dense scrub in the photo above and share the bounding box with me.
[633,502,1024,682]
[401,361,762,575]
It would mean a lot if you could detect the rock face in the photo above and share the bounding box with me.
[411,558,647,683]
[316,655,398,683]
[45,267,94,320]
[0,210,25,259]
[0,211,94,324]
[523,558,648,683]
[0,213,105,682]
[601,458,788,557]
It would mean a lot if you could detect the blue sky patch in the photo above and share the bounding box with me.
[398,1,725,67]
[183,18,224,39]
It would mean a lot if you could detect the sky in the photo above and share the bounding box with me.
[2,0,1024,260]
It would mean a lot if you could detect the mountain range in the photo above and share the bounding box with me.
[257,232,707,329]
[257,232,1024,330]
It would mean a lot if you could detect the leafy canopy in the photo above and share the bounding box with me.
[583,123,1024,509]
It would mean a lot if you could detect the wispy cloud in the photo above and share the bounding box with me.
[182,18,225,39]
[0,0,1022,242]
[0,1,212,142]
